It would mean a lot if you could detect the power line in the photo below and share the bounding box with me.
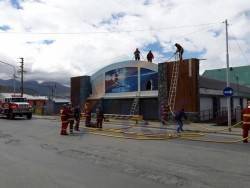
[175,24,222,39]
[0,22,221,35]
[230,32,250,64]
[19,57,24,97]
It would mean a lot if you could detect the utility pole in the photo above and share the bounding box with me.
[225,19,232,132]
[19,57,24,97]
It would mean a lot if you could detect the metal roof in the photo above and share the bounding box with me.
[199,76,250,97]
[0,93,47,100]
[202,65,250,87]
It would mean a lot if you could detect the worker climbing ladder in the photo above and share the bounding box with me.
[168,54,180,115]
[130,92,140,115]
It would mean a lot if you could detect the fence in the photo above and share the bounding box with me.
[199,107,241,124]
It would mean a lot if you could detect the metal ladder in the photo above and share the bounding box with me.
[130,92,140,115]
[168,55,180,115]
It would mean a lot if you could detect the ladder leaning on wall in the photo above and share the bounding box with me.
[167,54,180,116]
[130,92,140,115]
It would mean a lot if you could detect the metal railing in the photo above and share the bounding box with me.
[199,107,240,123]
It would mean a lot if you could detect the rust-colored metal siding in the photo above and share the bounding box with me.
[71,76,91,107]
[159,58,199,112]
[71,76,81,107]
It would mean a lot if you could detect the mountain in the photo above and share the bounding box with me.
[0,85,12,93]
[0,79,70,97]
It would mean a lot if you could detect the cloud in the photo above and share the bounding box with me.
[0,0,249,85]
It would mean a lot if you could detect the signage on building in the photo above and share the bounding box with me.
[223,87,234,96]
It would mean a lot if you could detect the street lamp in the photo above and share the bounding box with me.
[0,60,17,94]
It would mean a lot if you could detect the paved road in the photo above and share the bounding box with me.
[0,117,249,188]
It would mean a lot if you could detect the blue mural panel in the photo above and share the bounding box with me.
[140,68,158,91]
[105,67,138,93]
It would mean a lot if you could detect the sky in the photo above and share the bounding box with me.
[0,0,250,85]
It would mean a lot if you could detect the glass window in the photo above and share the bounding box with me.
[10,98,27,102]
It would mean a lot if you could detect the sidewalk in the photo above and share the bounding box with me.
[146,121,242,136]
[33,115,58,120]
[33,115,242,136]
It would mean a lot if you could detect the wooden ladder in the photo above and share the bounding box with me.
[168,55,180,115]
[130,92,140,115]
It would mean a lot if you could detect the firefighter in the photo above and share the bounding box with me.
[74,105,81,131]
[84,102,91,127]
[134,48,140,61]
[60,104,69,135]
[174,43,184,62]
[68,103,74,134]
[96,106,104,129]
[146,50,154,62]
[242,101,250,143]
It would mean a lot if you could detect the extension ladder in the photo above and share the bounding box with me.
[130,92,140,115]
[168,55,180,115]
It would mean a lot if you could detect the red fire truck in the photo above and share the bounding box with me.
[0,95,33,119]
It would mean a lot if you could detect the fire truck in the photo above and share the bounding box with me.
[0,95,33,119]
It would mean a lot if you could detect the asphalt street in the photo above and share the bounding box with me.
[0,117,249,188]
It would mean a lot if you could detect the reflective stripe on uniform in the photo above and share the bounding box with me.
[243,121,250,124]
[243,114,250,117]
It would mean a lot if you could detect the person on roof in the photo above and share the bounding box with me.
[174,43,184,62]
[146,50,154,62]
[134,48,140,61]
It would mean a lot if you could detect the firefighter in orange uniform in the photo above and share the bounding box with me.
[84,102,91,127]
[68,104,75,134]
[60,104,69,135]
[96,105,104,129]
[74,105,81,131]
[242,101,250,143]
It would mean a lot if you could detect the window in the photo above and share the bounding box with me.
[10,98,27,102]
[146,80,153,90]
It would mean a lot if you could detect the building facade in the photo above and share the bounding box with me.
[71,59,250,121]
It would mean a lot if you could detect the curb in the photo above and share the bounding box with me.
[33,115,58,121]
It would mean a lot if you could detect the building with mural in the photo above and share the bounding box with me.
[71,59,250,121]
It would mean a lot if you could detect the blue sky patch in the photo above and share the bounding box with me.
[243,10,250,17]
[208,29,221,37]
[112,12,126,20]
[143,0,151,5]
[143,41,173,58]
[184,48,206,59]
[26,40,55,45]
[0,25,11,31]
[100,12,126,25]
[42,40,55,45]
[143,41,206,60]
[10,0,23,9]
